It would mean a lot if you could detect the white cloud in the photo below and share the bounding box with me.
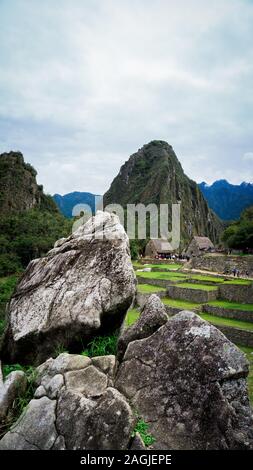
[0,0,253,193]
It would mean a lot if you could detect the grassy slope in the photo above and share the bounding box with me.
[208,300,253,311]
[147,263,182,270]
[162,298,201,310]
[177,283,218,292]
[136,271,187,280]
[137,284,166,293]
[125,308,140,327]
[200,313,253,331]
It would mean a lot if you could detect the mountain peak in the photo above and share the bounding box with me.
[104,143,222,245]
[0,150,58,215]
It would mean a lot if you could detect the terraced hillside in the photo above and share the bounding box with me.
[128,260,253,403]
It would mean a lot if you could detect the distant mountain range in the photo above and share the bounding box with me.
[199,180,253,221]
[53,170,253,225]
[53,192,102,218]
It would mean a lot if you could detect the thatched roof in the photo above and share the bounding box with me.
[149,239,173,253]
[192,236,214,250]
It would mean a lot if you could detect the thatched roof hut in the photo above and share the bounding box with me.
[186,236,214,257]
[145,239,173,258]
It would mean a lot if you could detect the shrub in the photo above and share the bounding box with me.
[81,333,118,357]
[132,418,156,447]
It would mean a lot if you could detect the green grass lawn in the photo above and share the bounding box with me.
[224,279,252,286]
[125,308,140,327]
[200,313,253,331]
[162,298,201,310]
[137,284,166,294]
[177,282,218,292]
[147,263,182,271]
[132,261,145,269]
[208,300,253,311]
[238,345,253,405]
[136,271,187,280]
[189,274,225,284]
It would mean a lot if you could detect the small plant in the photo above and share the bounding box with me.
[2,363,24,379]
[132,418,156,447]
[81,333,118,357]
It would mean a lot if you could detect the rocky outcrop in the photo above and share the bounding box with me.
[116,306,253,449]
[1,297,253,450]
[0,151,58,215]
[0,353,135,450]
[117,294,168,361]
[1,211,136,364]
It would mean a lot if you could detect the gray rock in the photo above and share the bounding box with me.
[65,366,108,397]
[36,353,91,386]
[34,385,46,399]
[52,435,66,450]
[91,355,117,380]
[2,211,136,363]
[56,387,135,450]
[43,374,64,399]
[0,361,3,386]
[116,310,253,450]
[117,294,168,360]
[130,432,147,450]
[0,371,27,422]
[0,397,57,450]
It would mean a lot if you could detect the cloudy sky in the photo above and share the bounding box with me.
[0,0,253,195]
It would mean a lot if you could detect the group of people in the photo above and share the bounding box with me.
[223,267,251,278]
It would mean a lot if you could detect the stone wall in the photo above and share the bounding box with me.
[218,284,253,304]
[137,276,179,288]
[203,305,253,323]
[167,285,218,303]
[191,254,253,275]
[213,325,253,348]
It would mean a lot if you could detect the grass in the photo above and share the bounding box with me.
[238,345,253,405]
[136,271,187,280]
[125,308,140,327]
[137,284,166,294]
[208,300,253,311]
[189,274,225,284]
[132,419,156,447]
[162,298,201,310]
[177,282,218,292]
[200,313,253,331]
[146,263,182,270]
[224,279,252,286]
[81,333,118,357]
[132,261,145,269]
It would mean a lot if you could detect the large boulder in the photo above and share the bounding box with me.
[117,294,168,361]
[116,306,253,450]
[1,211,136,363]
[0,353,135,450]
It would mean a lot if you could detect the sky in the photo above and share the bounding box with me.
[0,0,253,195]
